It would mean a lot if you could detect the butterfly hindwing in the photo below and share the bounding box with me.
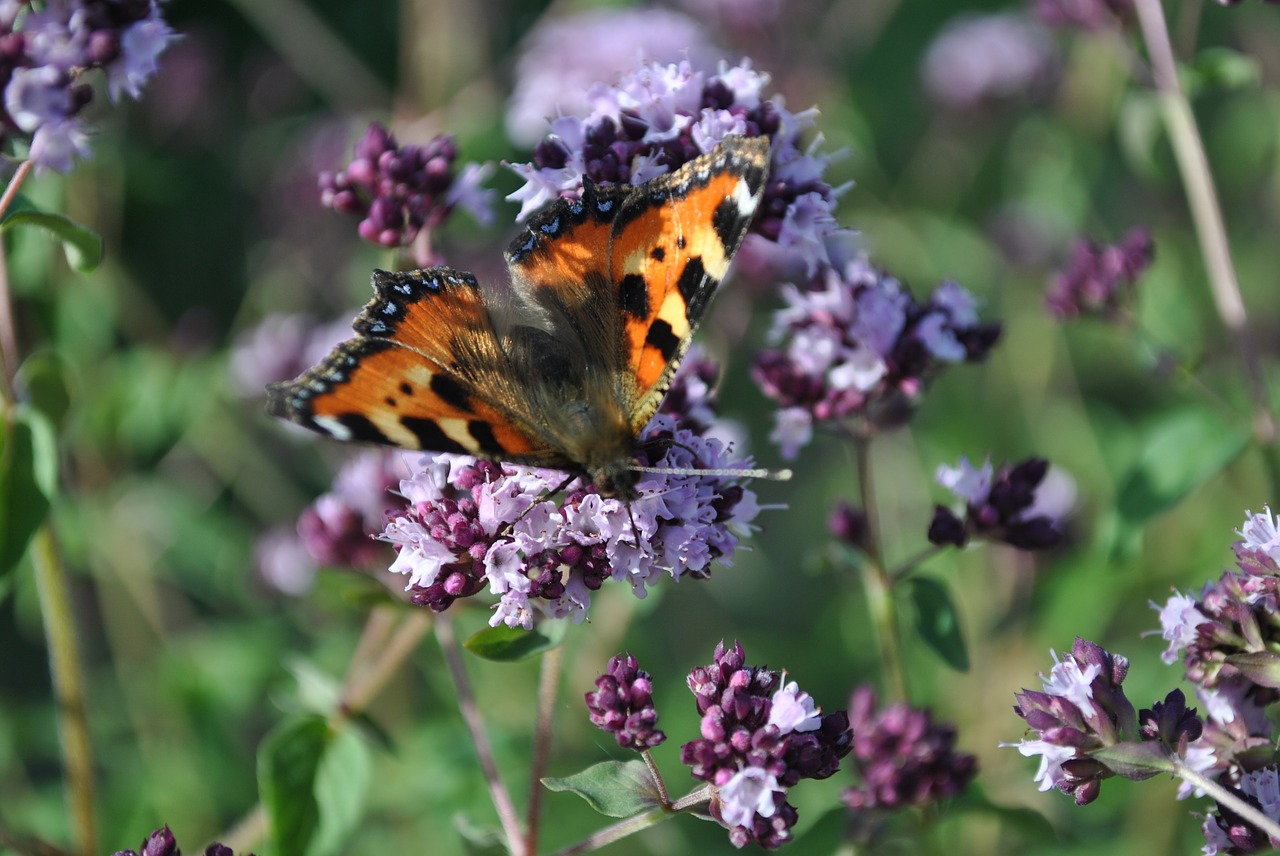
[607,136,770,431]
[267,268,554,461]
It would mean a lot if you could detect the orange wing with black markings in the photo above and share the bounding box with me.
[267,268,557,463]
[607,137,769,430]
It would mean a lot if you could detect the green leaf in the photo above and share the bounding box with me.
[0,209,103,272]
[1117,91,1167,182]
[309,728,371,856]
[1090,741,1174,781]
[454,815,506,856]
[904,576,969,672]
[0,406,56,581]
[15,352,71,430]
[258,714,331,856]
[1114,407,1248,528]
[542,760,663,818]
[1189,48,1260,94]
[1225,651,1280,690]
[465,621,566,662]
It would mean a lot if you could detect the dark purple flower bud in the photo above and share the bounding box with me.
[1139,688,1203,747]
[1045,227,1153,320]
[828,501,869,551]
[1033,0,1135,30]
[585,653,667,751]
[927,506,968,547]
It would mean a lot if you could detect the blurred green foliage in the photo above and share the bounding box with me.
[4,0,1280,854]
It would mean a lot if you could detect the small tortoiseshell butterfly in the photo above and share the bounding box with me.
[268,135,770,498]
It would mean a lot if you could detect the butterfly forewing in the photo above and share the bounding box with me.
[267,268,555,462]
[606,136,770,431]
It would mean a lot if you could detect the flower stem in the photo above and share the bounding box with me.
[31,524,96,856]
[1175,760,1280,844]
[436,614,527,856]
[641,749,670,805]
[855,433,909,702]
[1133,0,1278,481]
[0,159,33,401]
[545,786,712,856]
[525,644,565,855]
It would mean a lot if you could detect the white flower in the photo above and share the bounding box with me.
[1039,649,1100,718]
[936,456,994,505]
[718,766,780,828]
[1152,591,1209,665]
[768,678,822,734]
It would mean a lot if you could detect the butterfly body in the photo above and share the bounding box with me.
[268,136,770,497]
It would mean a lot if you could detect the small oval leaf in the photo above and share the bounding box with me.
[1,209,103,272]
[905,576,969,672]
[542,760,662,818]
[465,621,566,662]
[258,714,331,856]
[0,407,55,581]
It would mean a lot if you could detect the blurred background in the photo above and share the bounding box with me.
[3,0,1280,853]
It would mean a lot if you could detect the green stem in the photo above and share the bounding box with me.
[889,544,944,584]
[436,615,527,856]
[546,786,712,856]
[854,433,908,702]
[0,159,33,401]
[525,644,564,855]
[641,749,669,806]
[1133,0,1278,486]
[31,525,96,856]
[1176,760,1280,844]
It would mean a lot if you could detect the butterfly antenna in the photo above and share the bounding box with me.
[629,464,793,482]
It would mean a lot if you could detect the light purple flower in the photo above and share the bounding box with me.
[718,767,781,829]
[1152,591,1210,665]
[107,13,177,102]
[768,679,822,734]
[921,13,1056,112]
[28,117,91,173]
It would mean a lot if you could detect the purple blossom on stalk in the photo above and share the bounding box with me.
[1032,0,1135,30]
[379,356,764,628]
[681,641,851,849]
[1154,507,1280,693]
[929,455,1073,550]
[585,653,666,751]
[506,58,847,278]
[1045,228,1154,320]
[753,253,1000,459]
[505,7,717,146]
[112,825,253,856]
[0,0,176,173]
[921,12,1057,113]
[297,449,410,571]
[841,686,977,812]
[318,123,493,262]
[1007,638,1202,805]
[1203,767,1280,854]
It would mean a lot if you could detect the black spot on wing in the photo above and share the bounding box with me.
[645,319,681,362]
[337,413,390,444]
[467,420,505,456]
[618,273,649,320]
[401,416,469,453]
[430,373,472,411]
[712,196,749,255]
[399,382,412,395]
[650,246,665,262]
[675,256,710,307]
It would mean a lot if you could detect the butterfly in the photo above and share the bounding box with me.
[268,135,770,499]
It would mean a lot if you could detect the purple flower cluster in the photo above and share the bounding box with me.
[841,687,977,812]
[506,58,846,278]
[1032,0,1135,30]
[752,253,1001,458]
[1008,638,1202,805]
[1156,508,1280,689]
[585,653,666,751]
[1045,227,1154,320]
[229,312,351,398]
[380,354,763,628]
[928,455,1072,550]
[921,12,1057,113]
[1203,767,1280,854]
[112,825,250,856]
[319,123,493,262]
[1,0,174,173]
[681,641,851,849]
